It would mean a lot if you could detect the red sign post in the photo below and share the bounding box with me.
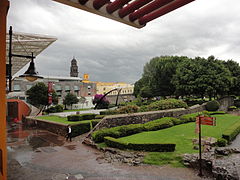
[48,82,53,105]
[195,115,216,176]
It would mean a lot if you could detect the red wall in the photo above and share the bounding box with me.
[7,99,31,122]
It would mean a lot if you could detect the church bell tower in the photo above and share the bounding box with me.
[70,57,79,77]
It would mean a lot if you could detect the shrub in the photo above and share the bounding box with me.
[143,118,174,131]
[205,100,220,111]
[54,104,64,112]
[81,113,96,120]
[138,105,149,112]
[228,106,237,111]
[92,124,145,143]
[67,113,96,121]
[117,105,139,114]
[71,120,100,137]
[145,99,188,112]
[179,113,198,123]
[44,104,64,113]
[170,117,183,125]
[222,121,240,143]
[217,138,227,147]
[100,109,118,115]
[104,137,176,152]
[104,136,128,150]
[185,99,207,106]
[93,94,110,109]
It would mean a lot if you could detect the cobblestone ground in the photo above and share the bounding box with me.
[7,123,212,180]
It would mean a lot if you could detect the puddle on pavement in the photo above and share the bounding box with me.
[7,122,65,150]
[7,123,30,140]
[28,132,65,150]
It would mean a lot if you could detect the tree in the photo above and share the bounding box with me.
[92,94,110,109]
[172,56,232,99]
[134,56,186,98]
[223,60,240,96]
[26,82,58,108]
[63,93,79,109]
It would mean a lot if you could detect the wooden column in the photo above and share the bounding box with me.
[0,0,9,179]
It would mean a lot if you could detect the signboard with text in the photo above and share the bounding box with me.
[195,115,217,176]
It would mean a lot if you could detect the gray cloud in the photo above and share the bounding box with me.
[8,0,240,83]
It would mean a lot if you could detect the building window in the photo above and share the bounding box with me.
[13,84,21,91]
[74,85,79,91]
[88,85,91,89]
[65,85,70,92]
[55,85,62,92]
[56,91,62,97]
[88,92,91,95]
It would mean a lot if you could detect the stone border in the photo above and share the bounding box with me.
[23,116,68,136]
[96,104,206,130]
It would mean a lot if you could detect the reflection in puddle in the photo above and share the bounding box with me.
[7,122,65,150]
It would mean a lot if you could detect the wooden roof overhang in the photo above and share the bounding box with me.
[53,0,195,28]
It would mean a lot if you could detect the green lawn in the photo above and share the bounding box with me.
[117,114,240,166]
[37,115,93,125]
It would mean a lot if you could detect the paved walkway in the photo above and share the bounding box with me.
[7,123,211,180]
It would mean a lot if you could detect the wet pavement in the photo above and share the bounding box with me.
[7,122,211,180]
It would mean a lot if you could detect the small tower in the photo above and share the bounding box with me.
[70,57,78,77]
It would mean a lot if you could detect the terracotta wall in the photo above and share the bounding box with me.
[7,99,31,122]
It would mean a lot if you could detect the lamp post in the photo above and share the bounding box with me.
[8,26,42,92]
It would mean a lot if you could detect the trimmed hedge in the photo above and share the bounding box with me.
[100,110,118,115]
[45,104,64,113]
[179,113,198,123]
[92,117,184,143]
[117,105,139,114]
[104,136,176,152]
[71,119,100,137]
[143,118,174,131]
[222,121,240,143]
[92,124,145,143]
[67,113,96,121]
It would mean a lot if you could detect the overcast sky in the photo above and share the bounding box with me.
[7,0,240,83]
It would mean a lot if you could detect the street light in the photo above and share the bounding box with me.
[19,52,43,82]
[8,26,43,91]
